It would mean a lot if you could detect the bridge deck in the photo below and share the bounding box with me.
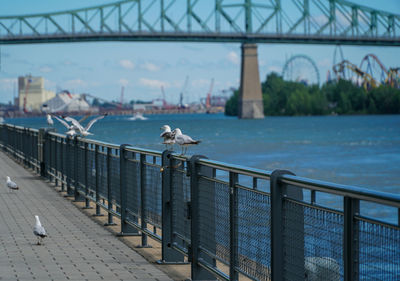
[0,151,174,281]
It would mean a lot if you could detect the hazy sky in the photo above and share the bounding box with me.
[0,0,399,105]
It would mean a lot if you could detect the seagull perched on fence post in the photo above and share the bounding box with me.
[160,125,175,149]
[33,215,47,245]
[6,176,19,192]
[46,114,54,127]
[173,128,201,155]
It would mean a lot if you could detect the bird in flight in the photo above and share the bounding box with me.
[160,125,176,149]
[33,215,47,245]
[64,113,108,137]
[173,128,201,155]
[6,176,19,191]
[51,114,77,137]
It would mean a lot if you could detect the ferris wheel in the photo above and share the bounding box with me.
[282,54,320,85]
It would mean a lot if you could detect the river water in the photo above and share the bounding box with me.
[6,113,400,221]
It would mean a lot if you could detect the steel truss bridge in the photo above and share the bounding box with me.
[0,0,399,46]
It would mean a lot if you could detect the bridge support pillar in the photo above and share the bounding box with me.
[239,43,264,119]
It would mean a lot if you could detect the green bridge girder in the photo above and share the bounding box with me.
[0,0,399,46]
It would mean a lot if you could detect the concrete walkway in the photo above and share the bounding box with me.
[0,151,173,281]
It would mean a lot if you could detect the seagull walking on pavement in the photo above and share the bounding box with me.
[6,176,19,192]
[33,215,47,245]
[64,114,107,137]
[173,128,201,155]
[160,125,176,149]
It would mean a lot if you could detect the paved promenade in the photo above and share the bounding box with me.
[0,151,173,281]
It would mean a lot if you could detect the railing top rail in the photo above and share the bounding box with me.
[281,174,400,208]
[198,158,272,180]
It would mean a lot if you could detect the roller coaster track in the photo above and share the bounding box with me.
[0,0,399,45]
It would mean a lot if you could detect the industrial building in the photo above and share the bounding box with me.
[17,75,55,112]
[42,91,91,113]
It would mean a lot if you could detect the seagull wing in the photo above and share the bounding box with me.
[52,115,71,129]
[64,116,84,132]
[85,114,106,131]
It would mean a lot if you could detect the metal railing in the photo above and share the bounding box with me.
[1,123,399,281]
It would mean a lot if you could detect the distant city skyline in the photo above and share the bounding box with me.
[0,0,399,105]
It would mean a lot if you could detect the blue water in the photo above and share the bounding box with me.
[6,113,400,217]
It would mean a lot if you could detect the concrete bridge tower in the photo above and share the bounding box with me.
[238,43,264,119]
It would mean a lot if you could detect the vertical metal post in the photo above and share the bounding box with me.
[190,155,216,280]
[158,150,186,264]
[118,144,138,235]
[66,137,74,197]
[344,197,360,281]
[104,147,116,226]
[83,142,91,209]
[229,172,239,281]
[73,137,84,202]
[311,190,316,204]
[60,138,65,192]
[54,137,59,186]
[94,144,102,216]
[271,169,299,281]
[138,153,151,247]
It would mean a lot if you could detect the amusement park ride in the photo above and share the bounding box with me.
[282,45,400,90]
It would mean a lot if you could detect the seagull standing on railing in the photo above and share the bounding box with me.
[33,215,47,245]
[6,176,19,192]
[173,128,201,155]
[46,114,54,127]
[64,113,107,137]
[160,125,176,149]
[51,114,78,137]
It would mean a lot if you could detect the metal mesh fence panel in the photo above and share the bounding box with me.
[109,154,120,206]
[171,164,191,251]
[237,187,271,281]
[198,178,230,264]
[144,164,162,228]
[126,159,140,218]
[283,201,343,281]
[97,151,108,199]
[357,219,400,280]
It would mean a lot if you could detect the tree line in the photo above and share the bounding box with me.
[225,73,400,116]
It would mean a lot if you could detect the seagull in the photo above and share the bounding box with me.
[51,114,77,137]
[173,128,201,155]
[46,114,54,126]
[6,176,19,191]
[64,113,107,137]
[33,215,47,245]
[160,125,175,149]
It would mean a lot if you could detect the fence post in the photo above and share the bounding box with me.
[229,171,239,281]
[83,142,92,209]
[73,137,85,202]
[271,169,304,281]
[138,153,151,247]
[157,150,186,264]
[104,147,117,226]
[118,144,138,235]
[60,138,65,192]
[189,155,217,280]
[65,137,74,197]
[38,128,47,178]
[344,197,360,281]
[93,144,103,216]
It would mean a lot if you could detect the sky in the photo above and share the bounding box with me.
[0,0,399,105]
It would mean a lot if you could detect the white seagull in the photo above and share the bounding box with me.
[6,176,19,191]
[46,114,54,126]
[33,215,47,245]
[160,125,175,149]
[64,114,107,137]
[173,128,201,155]
[52,115,77,137]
